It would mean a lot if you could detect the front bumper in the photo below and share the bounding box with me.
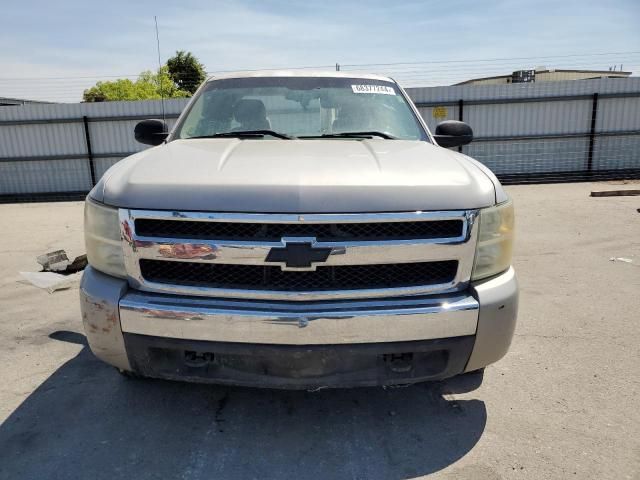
[80,266,518,388]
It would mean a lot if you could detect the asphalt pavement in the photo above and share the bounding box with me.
[0,182,638,479]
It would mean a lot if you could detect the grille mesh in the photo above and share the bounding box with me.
[139,259,458,291]
[135,219,463,241]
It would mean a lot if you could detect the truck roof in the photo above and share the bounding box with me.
[205,70,394,83]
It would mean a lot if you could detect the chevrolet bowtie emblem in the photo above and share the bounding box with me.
[265,240,332,270]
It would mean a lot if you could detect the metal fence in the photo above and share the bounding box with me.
[0,99,186,201]
[408,77,640,183]
[1,78,639,202]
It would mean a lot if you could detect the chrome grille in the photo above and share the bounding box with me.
[139,259,459,291]
[120,210,479,301]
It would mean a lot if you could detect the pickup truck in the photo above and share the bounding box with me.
[80,71,518,389]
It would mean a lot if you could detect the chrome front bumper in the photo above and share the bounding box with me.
[119,291,479,345]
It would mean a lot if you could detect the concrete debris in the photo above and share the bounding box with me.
[19,250,87,293]
[37,250,70,272]
[37,250,87,274]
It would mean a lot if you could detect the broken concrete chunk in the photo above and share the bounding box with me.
[37,250,70,272]
[36,250,88,274]
[20,250,89,292]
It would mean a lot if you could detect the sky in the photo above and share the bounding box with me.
[1,0,639,102]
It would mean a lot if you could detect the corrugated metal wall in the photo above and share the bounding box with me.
[408,78,640,179]
[1,78,639,200]
[0,99,187,196]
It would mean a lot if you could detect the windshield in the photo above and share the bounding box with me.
[173,76,429,141]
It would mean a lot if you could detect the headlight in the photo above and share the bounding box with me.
[471,199,514,281]
[84,199,126,278]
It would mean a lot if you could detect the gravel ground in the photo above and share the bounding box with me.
[0,182,638,480]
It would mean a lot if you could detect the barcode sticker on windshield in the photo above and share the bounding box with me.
[351,85,396,95]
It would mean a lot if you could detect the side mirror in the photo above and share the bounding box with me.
[134,119,168,146]
[433,120,473,148]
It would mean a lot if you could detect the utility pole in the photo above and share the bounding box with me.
[154,16,166,127]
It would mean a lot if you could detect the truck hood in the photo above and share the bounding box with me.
[94,139,497,212]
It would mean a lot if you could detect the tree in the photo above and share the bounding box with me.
[166,50,206,94]
[83,67,189,102]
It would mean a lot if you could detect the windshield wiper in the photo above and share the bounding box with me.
[188,130,294,140]
[299,131,396,140]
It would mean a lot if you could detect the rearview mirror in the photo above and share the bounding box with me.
[433,120,473,148]
[134,119,168,146]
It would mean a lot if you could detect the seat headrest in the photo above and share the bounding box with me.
[234,99,267,123]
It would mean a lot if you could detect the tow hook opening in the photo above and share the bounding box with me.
[383,352,414,373]
[184,350,215,368]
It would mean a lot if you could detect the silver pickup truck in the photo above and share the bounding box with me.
[80,71,518,389]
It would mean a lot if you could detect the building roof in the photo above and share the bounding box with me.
[0,96,55,106]
[455,68,632,85]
